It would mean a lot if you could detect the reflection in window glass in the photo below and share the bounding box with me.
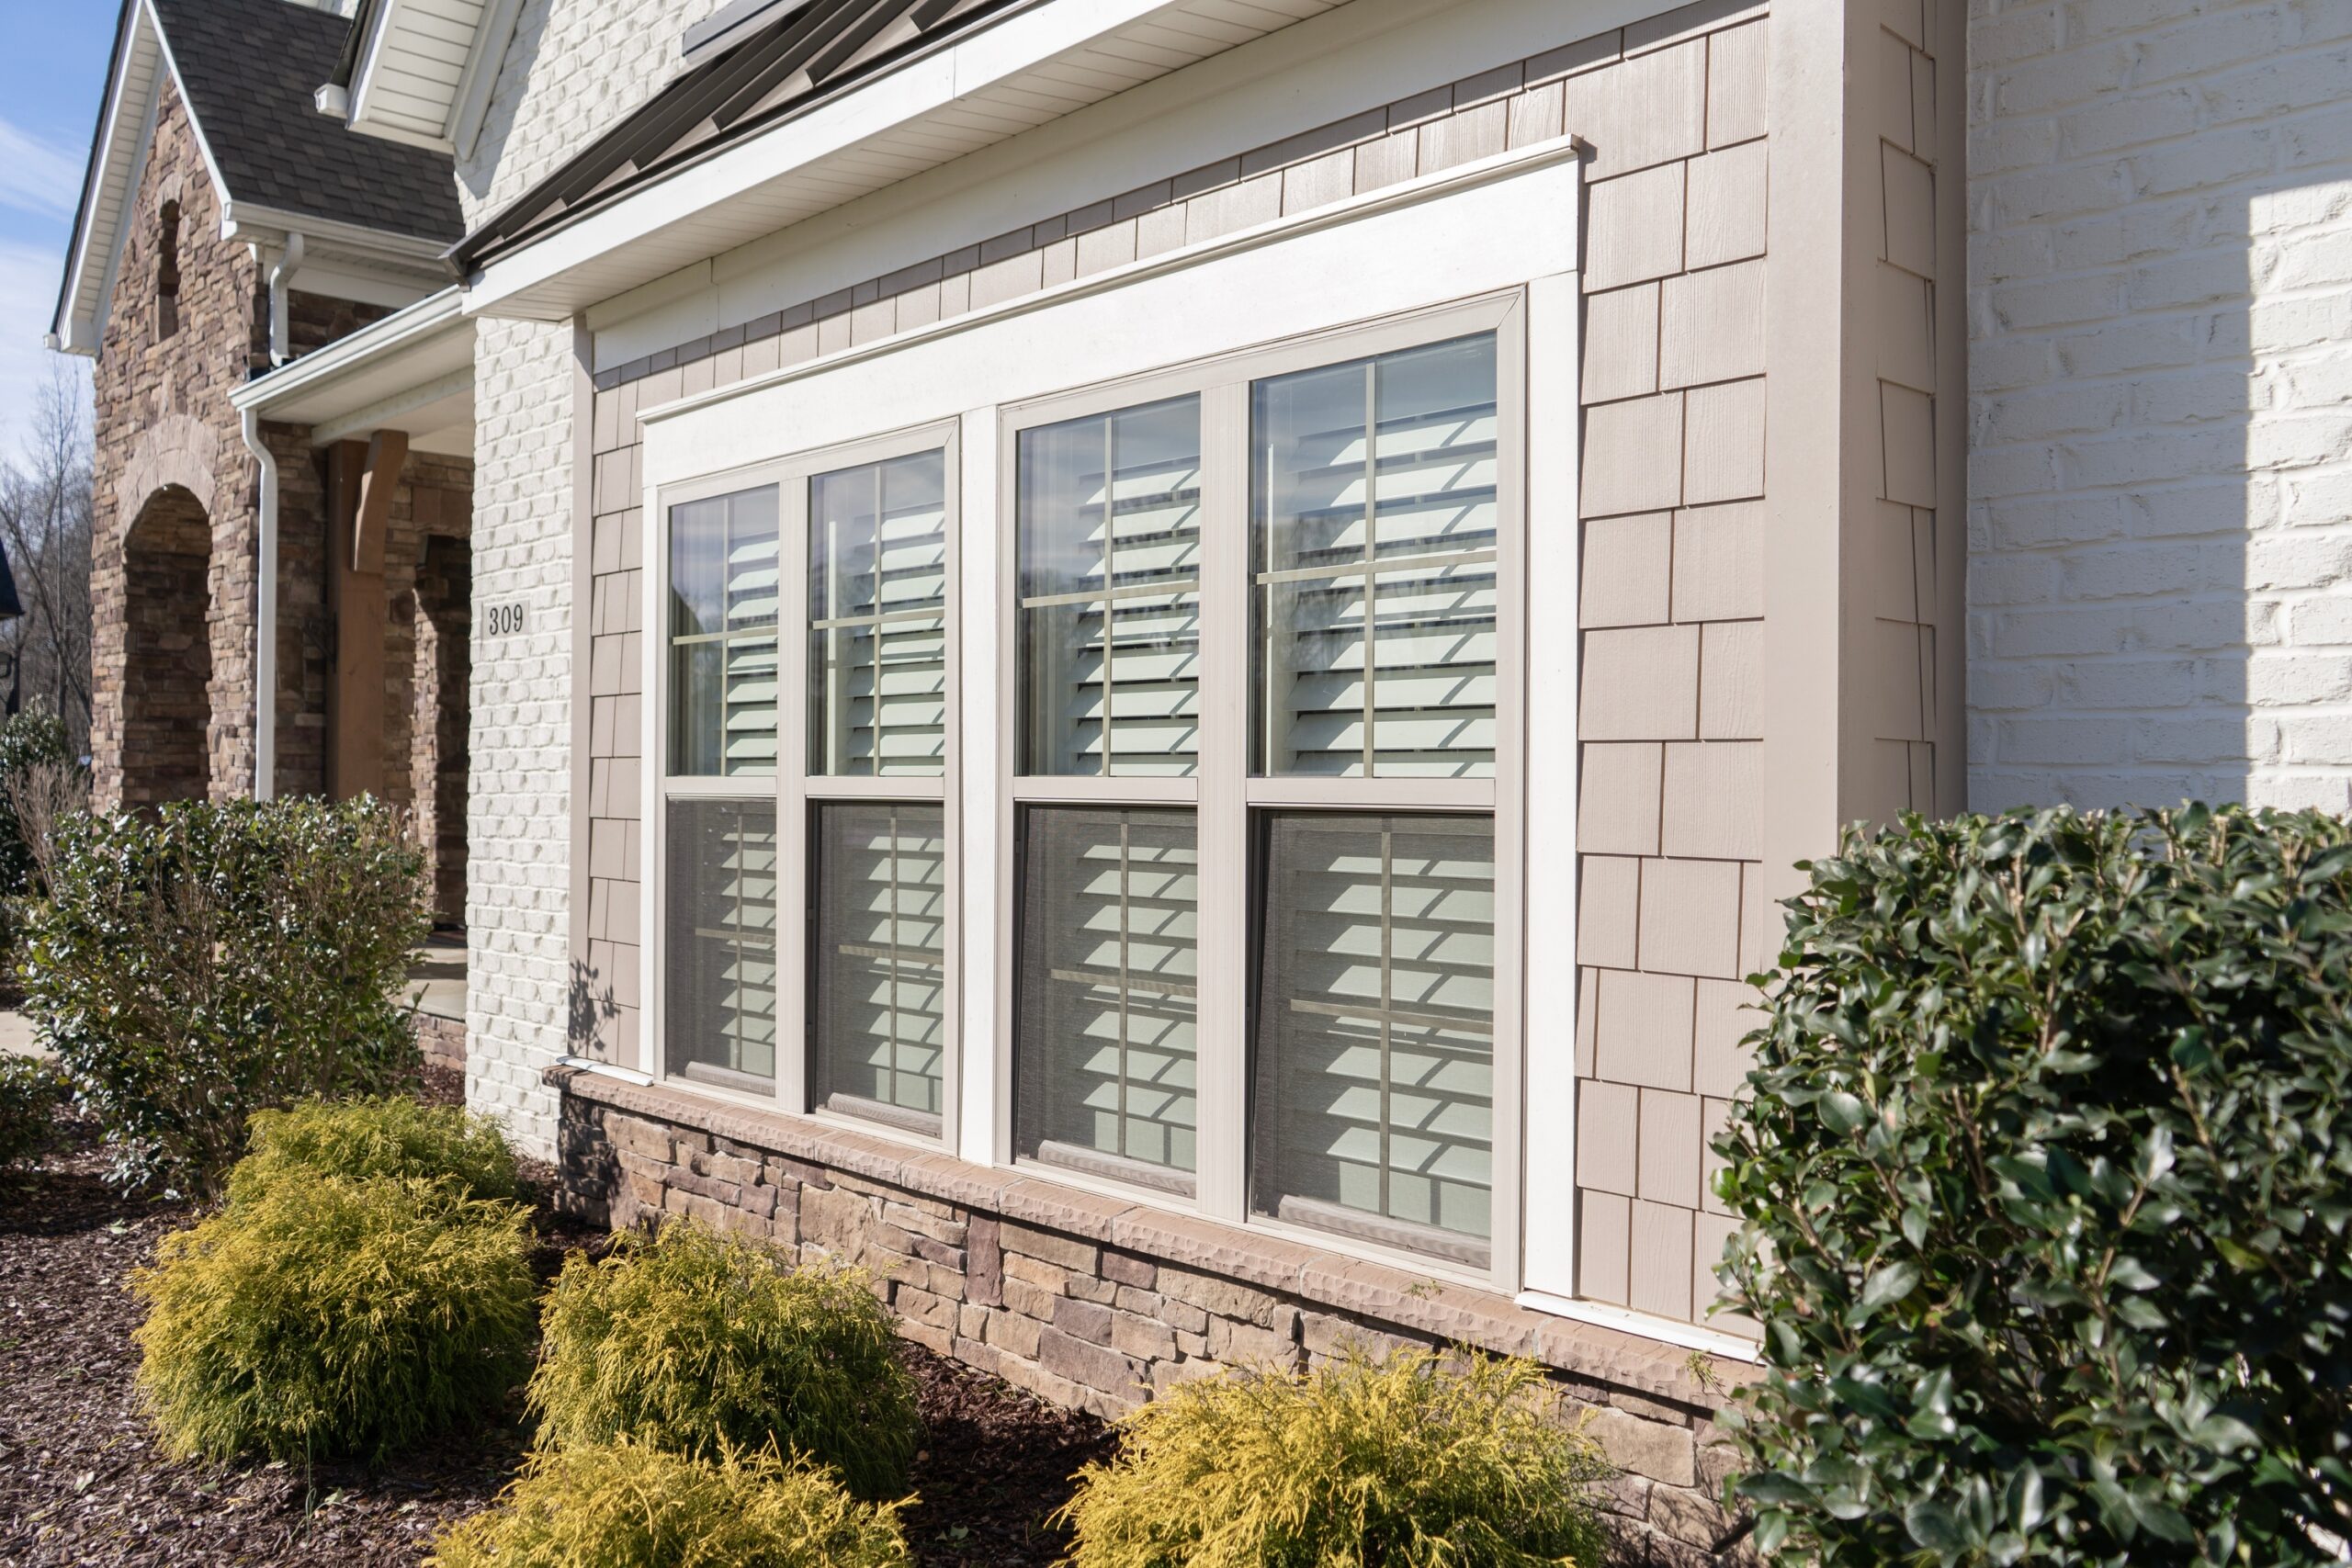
[1014,807,1198,1190]
[1018,397,1202,777]
[1250,812,1494,1265]
[811,802,947,1132]
[670,486,781,776]
[1252,335,1498,778]
[664,799,778,1092]
[808,452,948,777]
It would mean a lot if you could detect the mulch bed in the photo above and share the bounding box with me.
[0,1105,1113,1567]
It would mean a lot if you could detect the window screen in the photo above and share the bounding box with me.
[1018,396,1203,777]
[1251,335,1498,778]
[810,801,947,1132]
[1014,807,1199,1191]
[664,798,779,1091]
[670,485,781,776]
[808,451,948,777]
[1250,811,1494,1265]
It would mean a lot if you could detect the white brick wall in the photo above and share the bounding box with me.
[459,0,726,223]
[460,1,719,1153]
[468,317,575,1155]
[1967,0,2352,812]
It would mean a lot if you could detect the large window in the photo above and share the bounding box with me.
[650,298,1525,1284]
[1006,302,1521,1272]
[662,482,784,1090]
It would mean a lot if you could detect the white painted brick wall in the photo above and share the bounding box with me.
[468,318,575,1156]
[459,0,727,223]
[1967,0,2352,811]
[458,0,726,1154]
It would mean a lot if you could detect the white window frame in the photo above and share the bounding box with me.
[995,298,1525,1291]
[645,421,965,1154]
[636,139,1598,1319]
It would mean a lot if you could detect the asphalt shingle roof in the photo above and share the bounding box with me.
[151,0,464,247]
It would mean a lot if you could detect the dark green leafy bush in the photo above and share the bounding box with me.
[23,796,430,1194]
[132,1174,536,1462]
[228,1096,520,1207]
[430,1441,913,1568]
[1057,1347,1611,1568]
[1713,805,2352,1567]
[529,1220,921,1499]
[0,1054,65,1171]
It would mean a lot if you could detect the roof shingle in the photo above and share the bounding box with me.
[151,0,463,247]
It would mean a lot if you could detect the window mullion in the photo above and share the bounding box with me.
[775,477,813,1115]
[1193,379,1250,1223]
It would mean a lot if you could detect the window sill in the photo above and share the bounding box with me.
[548,1063,1749,1413]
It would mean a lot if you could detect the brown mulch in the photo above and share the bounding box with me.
[0,1108,1113,1567]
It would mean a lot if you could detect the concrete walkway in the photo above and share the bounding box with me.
[0,1009,40,1060]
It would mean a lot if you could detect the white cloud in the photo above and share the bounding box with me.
[0,239,91,466]
[0,118,85,221]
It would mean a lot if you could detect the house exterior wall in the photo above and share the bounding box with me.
[1966,0,2352,811]
[91,79,265,812]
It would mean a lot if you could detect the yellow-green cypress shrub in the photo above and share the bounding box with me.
[228,1095,521,1207]
[131,1175,536,1461]
[1057,1348,1612,1568]
[529,1220,921,1499]
[432,1440,912,1568]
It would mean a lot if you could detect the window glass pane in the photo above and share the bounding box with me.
[664,798,778,1092]
[1250,811,1494,1265]
[1252,335,1498,778]
[670,486,780,776]
[808,451,948,776]
[1014,807,1198,1191]
[811,801,947,1132]
[1018,396,1202,776]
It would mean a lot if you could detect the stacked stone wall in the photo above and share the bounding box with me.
[553,1068,1756,1565]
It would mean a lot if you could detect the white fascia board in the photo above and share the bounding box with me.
[219,204,453,267]
[451,0,525,158]
[231,284,469,418]
[464,0,1218,320]
[53,4,164,354]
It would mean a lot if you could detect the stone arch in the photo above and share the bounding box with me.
[116,413,219,530]
[120,485,214,807]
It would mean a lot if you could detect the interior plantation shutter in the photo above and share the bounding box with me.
[1250,810,1496,1266]
[1252,334,1498,779]
[808,452,949,776]
[669,486,781,777]
[1013,807,1200,1191]
[663,798,780,1090]
[1018,397,1203,776]
[810,800,948,1130]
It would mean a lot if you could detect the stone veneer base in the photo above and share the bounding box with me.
[548,1065,1757,1564]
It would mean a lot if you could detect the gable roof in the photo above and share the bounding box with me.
[51,0,462,355]
[326,0,526,155]
[150,0,464,244]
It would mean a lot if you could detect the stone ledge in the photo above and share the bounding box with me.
[548,1064,1747,1412]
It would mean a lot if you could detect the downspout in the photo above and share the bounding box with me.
[243,231,303,800]
[267,232,303,367]
[239,407,277,802]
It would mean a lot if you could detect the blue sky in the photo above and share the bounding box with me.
[0,1,123,461]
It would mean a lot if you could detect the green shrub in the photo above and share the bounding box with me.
[0,1054,65,1171]
[1057,1347,1611,1568]
[430,1441,913,1568]
[24,795,431,1194]
[1713,805,2352,1567]
[228,1096,520,1207]
[529,1221,921,1499]
[131,1175,536,1461]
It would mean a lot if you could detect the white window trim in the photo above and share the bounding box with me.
[638,139,1617,1320]
[643,420,965,1157]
